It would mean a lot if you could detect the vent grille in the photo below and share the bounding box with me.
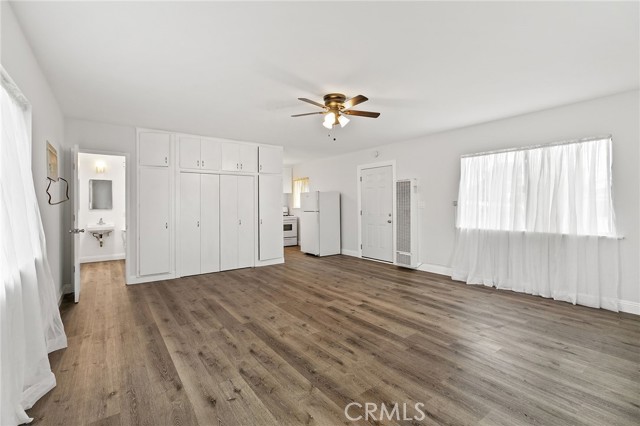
[396,252,412,266]
[396,180,411,252]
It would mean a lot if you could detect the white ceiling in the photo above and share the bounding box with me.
[10,1,639,165]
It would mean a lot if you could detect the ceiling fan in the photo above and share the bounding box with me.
[291,93,381,129]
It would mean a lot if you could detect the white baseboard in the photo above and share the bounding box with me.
[341,249,360,257]
[255,257,285,267]
[418,263,452,276]
[619,300,640,315]
[80,253,125,264]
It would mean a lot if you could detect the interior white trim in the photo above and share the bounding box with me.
[341,249,360,258]
[79,253,125,264]
[356,160,396,260]
[418,263,451,276]
[619,300,640,315]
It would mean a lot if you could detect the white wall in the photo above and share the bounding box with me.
[1,2,67,300]
[293,90,639,311]
[64,119,136,283]
[77,153,126,263]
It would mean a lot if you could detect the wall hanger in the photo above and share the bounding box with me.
[46,176,70,205]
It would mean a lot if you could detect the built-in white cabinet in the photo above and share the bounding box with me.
[220,175,255,271]
[136,128,283,284]
[139,167,171,275]
[221,142,258,173]
[180,173,220,277]
[259,145,284,174]
[179,136,221,171]
[259,175,284,260]
[139,132,171,167]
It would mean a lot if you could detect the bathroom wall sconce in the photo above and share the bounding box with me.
[95,160,107,173]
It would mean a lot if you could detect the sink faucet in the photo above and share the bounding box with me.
[98,218,105,225]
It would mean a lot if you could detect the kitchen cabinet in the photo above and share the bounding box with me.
[139,131,170,167]
[179,136,221,171]
[179,173,220,277]
[221,142,257,172]
[259,175,284,260]
[259,145,283,174]
[220,175,255,270]
[139,167,171,275]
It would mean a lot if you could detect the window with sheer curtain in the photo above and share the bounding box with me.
[292,177,309,208]
[451,136,620,311]
[1,69,67,425]
[456,137,617,236]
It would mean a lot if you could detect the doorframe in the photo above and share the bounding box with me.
[356,160,396,261]
[76,148,131,280]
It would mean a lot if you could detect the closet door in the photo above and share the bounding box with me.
[237,175,255,268]
[221,142,239,172]
[259,175,283,260]
[139,168,170,275]
[180,173,201,277]
[179,136,201,170]
[220,175,239,270]
[139,132,170,167]
[259,145,283,174]
[239,144,258,173]
[200,174,220,274]
[201,139,221,171]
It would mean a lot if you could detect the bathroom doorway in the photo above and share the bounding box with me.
[71,150,128,302]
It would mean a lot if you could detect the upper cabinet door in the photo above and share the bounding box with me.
[139,132,170,167]
[200,139,221,171]
[239,144,258,173]
[259,146,283,174]
[179,136,201,170]
[221,142,239,171]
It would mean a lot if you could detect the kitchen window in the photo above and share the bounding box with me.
[292,177,309,209]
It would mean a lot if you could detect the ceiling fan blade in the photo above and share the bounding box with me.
[298,98,326,109]
[342,95,368,110]
[343,110,380,118]
[291,111,326,117]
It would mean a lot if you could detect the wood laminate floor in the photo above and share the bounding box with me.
[27,248,640,425]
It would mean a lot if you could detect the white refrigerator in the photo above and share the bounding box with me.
[300,191,341,256]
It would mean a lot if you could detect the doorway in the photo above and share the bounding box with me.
[71,149,128,302]
[358,162,394,262]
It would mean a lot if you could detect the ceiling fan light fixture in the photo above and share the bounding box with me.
[323,112,335,129]
[338,114,350,128]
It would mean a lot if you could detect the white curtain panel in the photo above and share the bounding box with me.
[1,71,67,425]
[451,137,620,311]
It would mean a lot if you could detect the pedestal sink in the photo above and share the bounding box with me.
[86,222,114,247]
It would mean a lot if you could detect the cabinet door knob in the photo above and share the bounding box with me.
[197,160,200,167]
[165,223,168,229]
[202,160,205,167]
[240,163,243,170]
[165,157,168,164]
[259,164,262,171]
[197,221,200,227]
[237,163,239,170]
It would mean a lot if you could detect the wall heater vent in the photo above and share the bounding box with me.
[395,179,419,269]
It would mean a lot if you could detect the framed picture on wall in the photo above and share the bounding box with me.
[46,141,58,180]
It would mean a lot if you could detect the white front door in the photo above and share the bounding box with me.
[71,145,82,302]
[361,165,393,262]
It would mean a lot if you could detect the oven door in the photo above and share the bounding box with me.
[283,220,297,238]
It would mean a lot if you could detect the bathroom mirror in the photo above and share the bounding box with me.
[89,179,113,210]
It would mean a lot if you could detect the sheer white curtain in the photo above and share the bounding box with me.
[1,69,67,425]
[451,136,620,311]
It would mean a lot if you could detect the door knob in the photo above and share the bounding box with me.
[387,219,392,223]
[69,228,85,234]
